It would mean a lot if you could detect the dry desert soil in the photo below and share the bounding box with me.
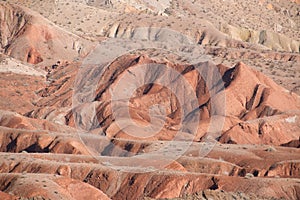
[0,0,299,199]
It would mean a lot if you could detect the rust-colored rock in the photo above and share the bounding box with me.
[0,0,299,199]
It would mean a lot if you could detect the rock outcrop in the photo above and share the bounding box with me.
[59,55,300,145]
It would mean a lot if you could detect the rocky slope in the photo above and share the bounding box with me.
[0,51,299,199]
[0,139,299,199]
[0,2,92,65]
[22,54,299,146]
[0,1,299,200]
[4,0,300,95]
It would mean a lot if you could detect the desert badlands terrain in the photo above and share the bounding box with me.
[0,0,299,199]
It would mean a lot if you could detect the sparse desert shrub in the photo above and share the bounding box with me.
[265,146,276,152]
[244,173,254,179]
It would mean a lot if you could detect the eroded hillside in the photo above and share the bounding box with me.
[0,1,299,200]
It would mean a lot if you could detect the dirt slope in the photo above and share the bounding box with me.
[0,2,93,65]
[0,1,299,200]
